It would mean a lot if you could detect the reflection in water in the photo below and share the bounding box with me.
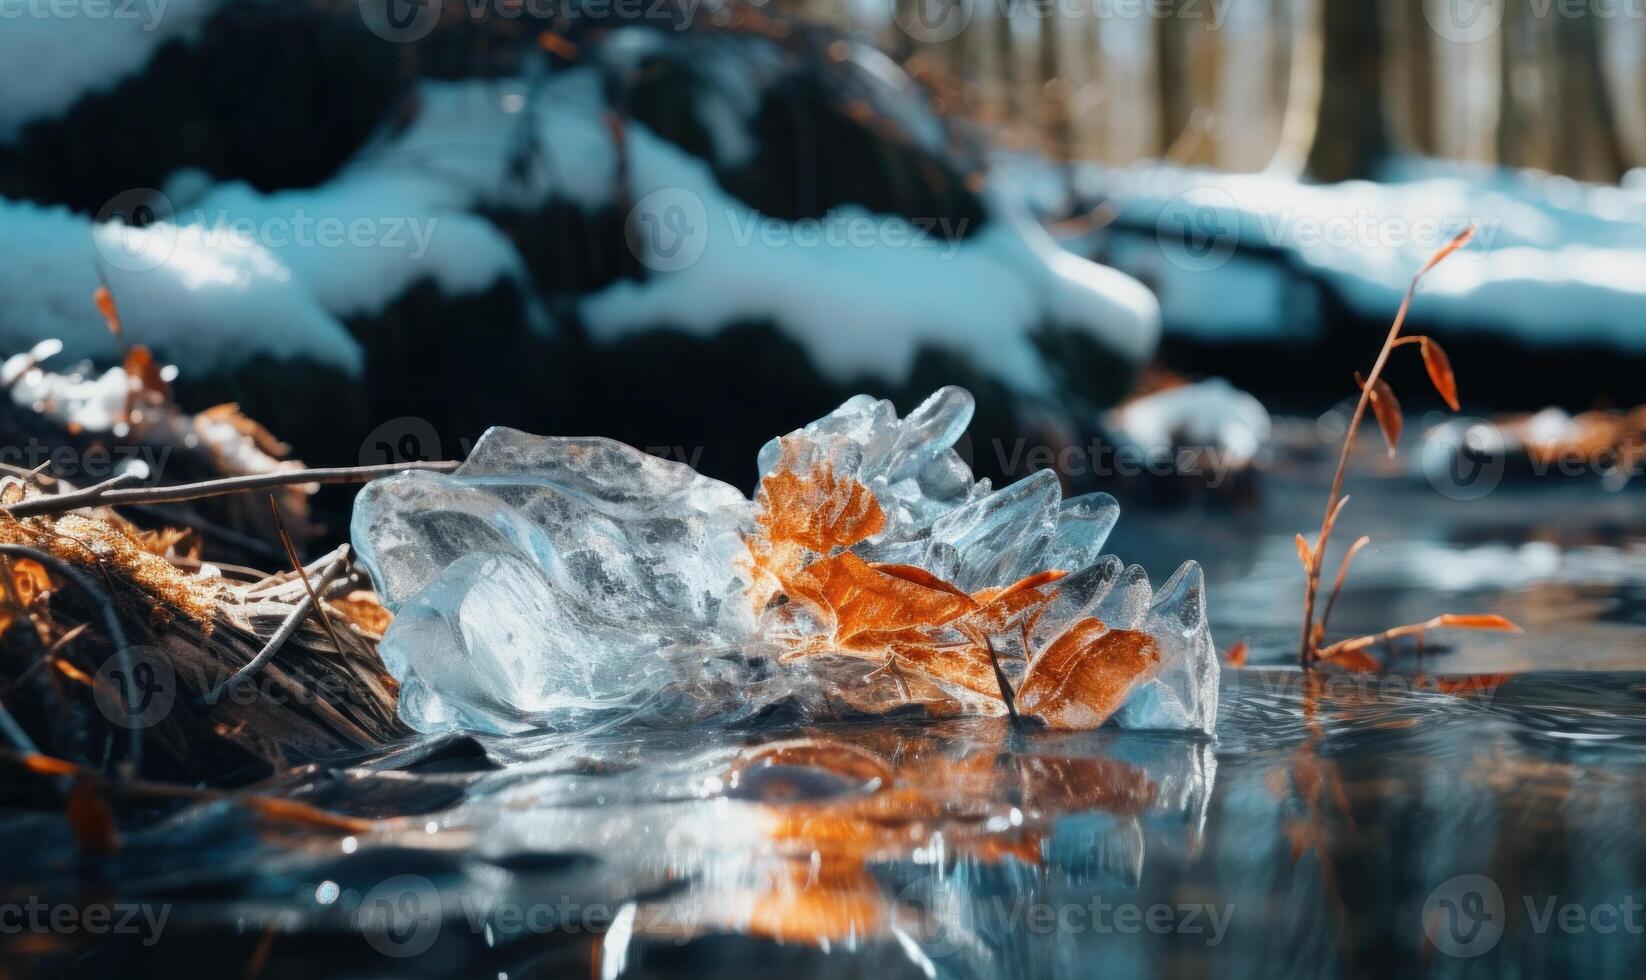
[6,665,1646,978]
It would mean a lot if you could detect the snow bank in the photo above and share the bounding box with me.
[3,55,1158,394]
[1004,155,1646,350]
[0,197,359,374]
[307,67,1161,393]
[0,0,222,141]
[584,129,1159,387]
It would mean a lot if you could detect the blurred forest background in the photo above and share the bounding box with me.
[843,0,1642,182]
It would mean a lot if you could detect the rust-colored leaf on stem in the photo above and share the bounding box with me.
[1296,226,1522,668]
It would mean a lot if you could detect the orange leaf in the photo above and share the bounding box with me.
[93,285,122,340]
[1319,647,1381,673]
[121,344,170,399]
[1224,640,1248,667]
[786,552,977,649]
[1432,613,1521,632]
[327,590,393,636]
[20,753,81,777]
[1017,623,1161,729]
[1356,372,1403,456]
[1419,338,1460,411]
[1419,226,1475,278]
[243,797,374,833]
[754,449,887,555]
[537,30,578,59]
[1295,533,1313,571]
[1430,673,1513,695]
[9,558,50,606]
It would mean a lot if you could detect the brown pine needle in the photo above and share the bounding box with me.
[268,496,347,660]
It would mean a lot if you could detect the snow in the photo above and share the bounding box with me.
[1106,379,1272,469]
[1049,159,1646,350]
[0,197,360,375]
[303,67,1161,392]
[173,179,526,320]
[584,131,1159,387]
[2,55,1160,391]
[0,0,222,142]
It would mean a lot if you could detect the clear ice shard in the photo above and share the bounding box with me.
[352,387,1220,736]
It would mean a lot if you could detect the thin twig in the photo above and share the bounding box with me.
[2,460,461,520]
[198,550,349,706]
[268,496,348,665]
[984,636,1022,728]
[1299,228,1474,666]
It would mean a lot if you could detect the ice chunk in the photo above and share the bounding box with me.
[352,388,1219,735]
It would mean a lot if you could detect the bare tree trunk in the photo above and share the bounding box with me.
[1037,6,1070,159]
[991,0,1020,122]
[1155,1,1192,155]
[1268,0,1322,175]
[1302,0,1391,180]
[1390,0,1436,154]
[1554,8,1629,181]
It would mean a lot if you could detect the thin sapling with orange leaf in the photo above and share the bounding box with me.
[1296,227,1521,668]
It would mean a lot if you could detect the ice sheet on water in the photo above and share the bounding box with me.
[353,387,1219,735]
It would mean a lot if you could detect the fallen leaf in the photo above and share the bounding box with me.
[1016,624,1161,729]
[328,590,394,636]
